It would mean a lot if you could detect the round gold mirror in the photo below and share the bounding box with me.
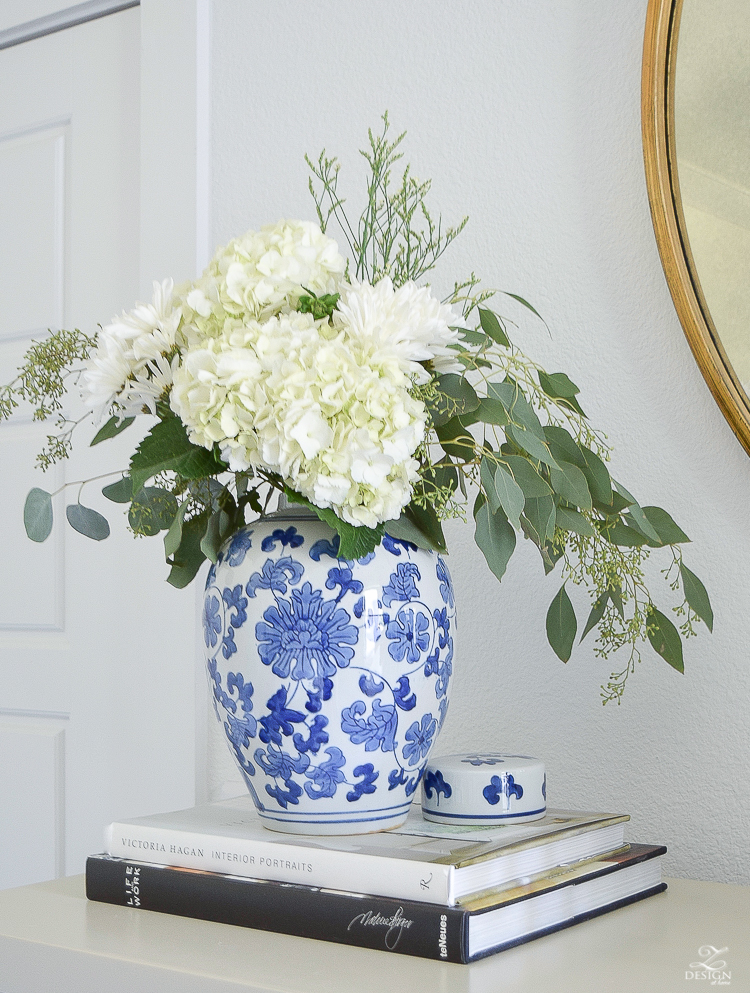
[643,0,750,453]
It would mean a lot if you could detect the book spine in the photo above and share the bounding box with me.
[104,822,453,905]
[86,856,467,963]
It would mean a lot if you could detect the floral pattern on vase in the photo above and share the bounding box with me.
[203,511,456,834]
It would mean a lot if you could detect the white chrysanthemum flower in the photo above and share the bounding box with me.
[181,221,346,343]
[170,309,426,527]
[333,277,465,383]
[81,279,182,416]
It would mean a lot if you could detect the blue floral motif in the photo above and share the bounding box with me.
[386,608,430,663]
[265,777,304,809]
[304,746,346,799]
[225,529,254,567]
[261,526,304,552]
[483,773,524,805]
[259,687,306,746]
[382,534,418,556]
[222,585,248,628]
[359,672,385,697]
[402,713,436,765]
[203,595,222,648]
[462,755,505,766]
[309,536,341,561]
[382,563,421,607]
[436,557,454,607]
[304,675,334,713]
[256,744,310,780]
[405,768,425,796]
[387,767,408,790]
[437,696,449,733]
[221,626,237,659]
[325,566,364,603]
[433,607,451,649]
[246,557,304,598]
[353,596,365,618]
[225,710,257,753]
[347,764,379,801]
[393,675,417,711]
[341,699,397,752]
[423,768,452,803]
[256,583,359,679]
[292,714,329,755]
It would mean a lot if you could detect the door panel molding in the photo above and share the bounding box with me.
[0,1,138,51]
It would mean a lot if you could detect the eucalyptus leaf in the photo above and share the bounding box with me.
[647,605,684,673]
[556,505,596,537]
[521,495,556,547]
[66,503,110,541]
[427,374,479,427]
[642,506,690,546]
[200,510,223,563]
[538,371,580,400]
[102,476,133,504]
[546,584,577,662]
[580,593,608,642]
[506,423,559,468]
[579,446,612,505]
[164,500,190,558]
[474,501,516,581]
[680,563,714,631]
[489,380,545,439]
[592,489,631,518]
[478,307,510,347]
[538,372,585,416]
[543,425,585,467]
[459,397,508,429]
[609,584,625,618]
[605,520,646,547]
[435,418,476,459]
[167,513,208,588]
[621,502,661,545]
[90,415,135,447]
[128,487,179,537]
[480,457,502,515]
[24,487,53,542]
[502,455,552,498]
[459,327,488,346]
[549,460,592,511]
[492,463,525,529]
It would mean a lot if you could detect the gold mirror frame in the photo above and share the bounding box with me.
[642,0,750,453]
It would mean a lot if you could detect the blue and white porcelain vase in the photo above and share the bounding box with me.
[202,505,456,835]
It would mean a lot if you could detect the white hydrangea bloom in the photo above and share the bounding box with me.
[171,310,426,528]
[81,279,182,416]
[181,220,346,343]
[333,277,465,383]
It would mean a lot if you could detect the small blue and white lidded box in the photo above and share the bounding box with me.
[421,752,547,825]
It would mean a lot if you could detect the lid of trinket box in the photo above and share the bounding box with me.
[421,752,546,825]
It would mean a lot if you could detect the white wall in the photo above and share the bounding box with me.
[205,0,750,885]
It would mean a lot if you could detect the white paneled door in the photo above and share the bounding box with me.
[0,5,197,889]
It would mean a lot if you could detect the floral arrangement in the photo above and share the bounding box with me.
[0,116,712,701]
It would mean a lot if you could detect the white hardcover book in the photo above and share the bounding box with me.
[104,795,629,906]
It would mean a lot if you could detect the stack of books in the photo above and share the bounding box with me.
[85,796,666,963]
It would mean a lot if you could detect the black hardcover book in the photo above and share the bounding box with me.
[86,843,666,963]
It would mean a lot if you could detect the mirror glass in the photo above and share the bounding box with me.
[674,0,750,393]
